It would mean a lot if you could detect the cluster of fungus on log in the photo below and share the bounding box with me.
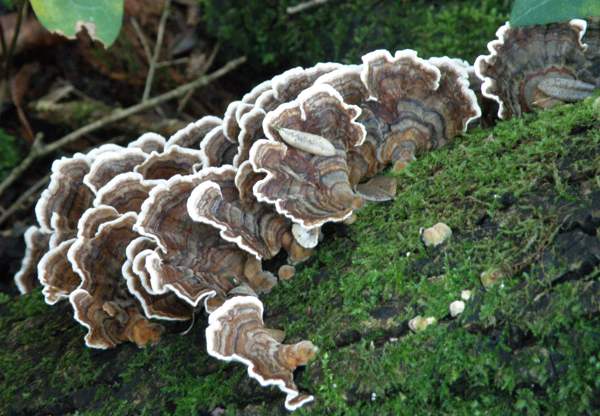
[475,19,599,119]
[15,46,487,410]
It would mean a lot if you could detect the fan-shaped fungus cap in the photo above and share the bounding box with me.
[255,89,282,113]
[36,154,95,238]
[206,296,318,411]
[122,236,193,321]
[164,116,221,149]
[361,49,480,169]
[272,62,342,103]
[316,65,382,184]
[223,101,253,143]
[68,208,163,348]
[93,172,155,214]
[136,171,275,307]
[14,226,51,294]
[76,205,121,238]
[233,107,267,167]
[200,126,238,167]
[83,148,148,194]
[475,20,590,119]
[234,160,265,209]
[135,145,203,181]
[237,161,313,263]
[127,132,166,154]
[315,64,368,106]
[241,79,272,105]
[37,238,80,304]
[187,165,293,260]
[251,84,366,229]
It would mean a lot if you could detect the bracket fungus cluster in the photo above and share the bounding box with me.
[475,19,599,119]
[18,22,598,406]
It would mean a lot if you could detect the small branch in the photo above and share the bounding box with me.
[130,16,153,64]
[142,0,171,102]
[156,57,190,68]
[177,43,220,113]
[0,173,49,226]
[0,56,246,199]
[286,0,332,15]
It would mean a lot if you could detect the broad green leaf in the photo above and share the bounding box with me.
[511,0,600,27]
[30,0,124,47]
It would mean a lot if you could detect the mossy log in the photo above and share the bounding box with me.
[1,99,599,415]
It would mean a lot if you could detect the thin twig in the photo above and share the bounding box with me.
[0,56,246,199]
[177,42,220,113]
[156,57,190,68]
[130,16,153,63]
[142,0,171,102]
[0,135,129,226]
[0,174,49,225]
[286,0,332,15]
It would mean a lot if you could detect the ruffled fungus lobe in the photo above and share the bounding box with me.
[14,226,51,294]
[37,238,79,304]
[164,116,221,149]
[361,50,480,170]
[187,165,301,261]
[36,154,95,238]
[206,296,318,411]
[200,125,238,167]
[223,101,253,143]
[127,132,166,154]
[84,148,148,193]
[136,171,276,307]
[475,20,590,119]
[69,207,163,348]
[316,65,382,185]
[93,172,154,214]
[135,145,202,180]
[272,62,342,103]
[237,162,313,263]
[122,236,192,321]
[241,79,272,105]
[17,153,99,294]
[234,107,268,167]
[251,84,366,228]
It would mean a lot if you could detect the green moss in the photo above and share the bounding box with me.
[0,128,21,181]
[200,0,510,74]
[1,100,599,415]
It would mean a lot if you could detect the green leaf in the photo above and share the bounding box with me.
[510,0,600,27]
[30,0,124,47]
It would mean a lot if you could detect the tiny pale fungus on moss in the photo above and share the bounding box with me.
[420,222,452,247]
[449,300,466,317]
[408,315,437,332]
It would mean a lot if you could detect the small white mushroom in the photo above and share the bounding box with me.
[408,315,437,332]
[420,222,452,247]
[449,300,465,317]
[292,223,320,248]
[460,290,472,301]
[276,127,337,157]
